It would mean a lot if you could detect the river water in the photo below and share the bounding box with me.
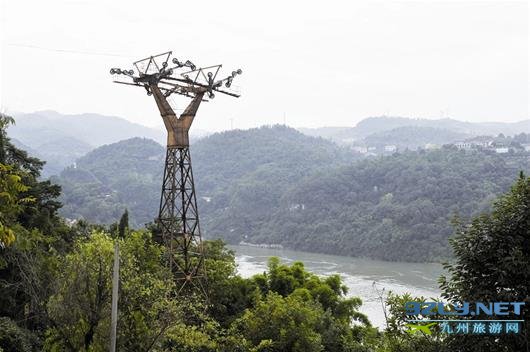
[230,245,444,329]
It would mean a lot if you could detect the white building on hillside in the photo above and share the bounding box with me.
[454,141,472,150]
[352,146,368,154]
[425,143,440,150]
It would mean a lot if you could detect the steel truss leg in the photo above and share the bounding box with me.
[158,146,207,295]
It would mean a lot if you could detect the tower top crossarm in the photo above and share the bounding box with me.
[110,51,242,100]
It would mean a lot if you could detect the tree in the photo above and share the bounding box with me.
[0,163,31,248]
[44,231,179,351]
[233,258,373,352]
[0,115,33,248]
[203,240,260,327]
[0,114,73,336]
[0,317,40,352]
[375,292,445,352]
[254,258,369,325]
[0,114,15,164]
[234,292,325,352]
[439,173,530,351]
[117,209,128,238]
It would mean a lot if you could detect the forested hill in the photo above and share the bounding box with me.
[55,138,165,225]
[299,116,530,146]
[237,149,529,261]
[54,126,352,227]
[193,125,352,197]
[53,125,530,262]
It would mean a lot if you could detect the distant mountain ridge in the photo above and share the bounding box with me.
[362,126,469,150]
[9,110,165,146]
[7,110,165,176]
[10,111,529,175]
[299,116,530,145]
[8,110,214,176]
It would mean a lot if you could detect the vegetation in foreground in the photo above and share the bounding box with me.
[1,114,529,351]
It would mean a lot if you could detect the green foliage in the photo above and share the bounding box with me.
[374,293,445,352]
[256,258,368,324]
[0,114,73,339]
[235,290,374,352]
[203,240,260,326]
[439,173,530,351]
[261,147,529,261]
[0,317,40,352]
[235,292,325,352]
[54,137,163,227]
[44,231,179,351]
[0,163,32,247]
[0,114,15,164]
[230,258,372,352]
[117,209,128,238]
[54,126,349,229]
[0,115,34,247]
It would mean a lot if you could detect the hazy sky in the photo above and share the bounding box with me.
[0,0,528,131]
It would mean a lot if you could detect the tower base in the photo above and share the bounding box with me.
[158,146,207,295]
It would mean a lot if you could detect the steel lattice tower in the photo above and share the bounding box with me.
[111,52,241,294]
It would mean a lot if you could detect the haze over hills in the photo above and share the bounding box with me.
[7,111,211,176]
[9,111,529,171]
[361,126,469,151]
[48,125,530,262]
[9,110,165,146]
[298,116,530,146]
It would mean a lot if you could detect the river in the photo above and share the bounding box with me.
[230,245,444,329]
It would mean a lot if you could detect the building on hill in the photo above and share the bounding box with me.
[454,141,473,150]
[384,145,397,152]
[453,137,494,151]
[465,135,494,147]
[495,147,510,154]
[352,146,368,154]
[425,143,440,150]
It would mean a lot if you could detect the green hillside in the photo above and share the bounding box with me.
[242,148,529,261]
[299,116,530,145]
[54,126,530,262]
[53,138,165,226]
[55,126,351,228]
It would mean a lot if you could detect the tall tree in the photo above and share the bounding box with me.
[45,231,179,351]
[117,209,128,238]
[439,173,530,351]
[0,163,31,248]
[0,114,15,164]
[0,114,72,338]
